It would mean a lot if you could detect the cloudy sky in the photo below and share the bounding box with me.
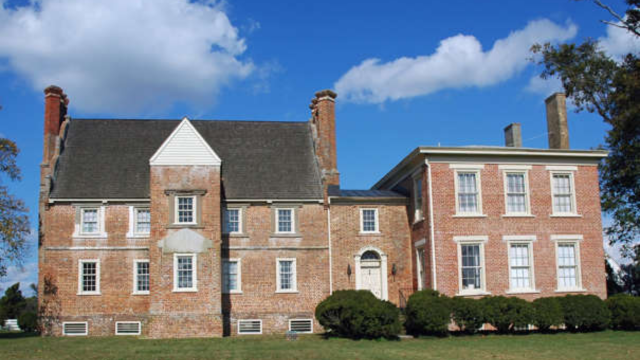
[1,0,638,293]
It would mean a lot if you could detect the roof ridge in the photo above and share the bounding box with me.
[70,118,308,124]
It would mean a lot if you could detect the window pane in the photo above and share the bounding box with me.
[177,197,194,223]
[509,244,532,289]
[279,260,293,290]
[458,173,478,213]
[225,209,240,233]
[460,244,482,290]
[136,209,151,234]
[552,174,574,213]
[177,256,193,289]
[278,209,292,233]
[506,173,527,213]
[136,262,149,292]
[82,262,97,292]
[82,209,98,233]
[558,244,578,289]
[223,261,238,291]
[362,209,377,232]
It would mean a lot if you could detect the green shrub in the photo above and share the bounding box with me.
[532,297,564,332]
[451,297,484,334]
[18,311,37,333]
[560,295,610,332]
[606,294,640,330]
[404,290,451,336]
[315,290,401,339]
[481,296,534,333]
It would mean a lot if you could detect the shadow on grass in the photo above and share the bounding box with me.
[319,332,402,342]
[0,332,40,339]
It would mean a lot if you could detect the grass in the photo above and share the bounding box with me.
[0,331,639,360]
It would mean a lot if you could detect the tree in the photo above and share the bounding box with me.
[532,0,640,257]
[0,282,26,325]
[620,245,640,295]
[0,138,29,277]
[606,258,625,296]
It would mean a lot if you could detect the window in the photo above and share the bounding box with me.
[224,208,241,234]
[508,242,535,292]
[135,208,151,234]
[556,241,582,290]
[63,322,88,336]
[413,175,424,221]
[505,172,530,215]
[175,196,196,224]
[223,259,241,293]
[455,236,487,295]
[78,260,100,295]
[276,208,294,234]
[276,258,297,293]
[115,322,141,336]
[416,246,426,291]
[551,172,576,214]
[74,206,107,238]
[81,208,99,234]
[289,319,313,333]
[173,254,197,292]
[133,260,150,295]
[360,208,379,233]
[455,170,483,215]
[238,320,262,335]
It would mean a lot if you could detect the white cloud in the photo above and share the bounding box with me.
[599,21,640,59]
[525,75,563,96]
[0,0,254,114]
[334,19,577,104]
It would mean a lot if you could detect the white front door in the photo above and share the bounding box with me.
[361,261,382,299]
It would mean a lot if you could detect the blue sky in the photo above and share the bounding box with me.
[1,0,638,293]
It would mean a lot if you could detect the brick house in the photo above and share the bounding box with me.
[38,86,607,338]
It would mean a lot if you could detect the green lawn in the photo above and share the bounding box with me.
[0,331,639,360]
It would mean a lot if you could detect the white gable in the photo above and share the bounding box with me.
[150,117,221,166]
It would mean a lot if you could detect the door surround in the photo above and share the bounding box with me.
[354,246,389,300]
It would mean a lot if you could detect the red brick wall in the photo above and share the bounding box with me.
[428,162,606,300]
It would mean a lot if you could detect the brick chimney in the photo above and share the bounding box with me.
[545,93,569,149]
[43,85,69,164]
[310,89,340,195]
[504,123,522,147]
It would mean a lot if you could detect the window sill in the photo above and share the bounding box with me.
[275,290,299,294]
[359,231,382,236]
[126,234,150,239]
[549,214,582,218]
[453,214,487,218]
[73,234,108,240]
[455,290,491,297]
[554,288,587,294]
[77,292,101,296]
[166,225,204,229]
[172,288,198,293]
[506,289,540,295]
[502,214,535,218]
[270,233,301,238]
[132,291,150,296]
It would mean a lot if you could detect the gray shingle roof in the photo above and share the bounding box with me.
[50,119,323,200]
[327,186,406,198]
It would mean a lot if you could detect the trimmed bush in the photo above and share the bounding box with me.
[18,311,37,333]
[451,297,484,334]
[481,296,534,333]
[606,294,640,330]
[315,290,401,339]
[532,297,564,332]
[560,295,610,332]
[404,289,451,336]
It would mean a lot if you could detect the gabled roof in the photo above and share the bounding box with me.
[149,117,221,166]
[50,119,323,200]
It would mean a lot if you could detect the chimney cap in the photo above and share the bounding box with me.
[545,92,566,104]
[315,89,337,99]
[44,85,63,96]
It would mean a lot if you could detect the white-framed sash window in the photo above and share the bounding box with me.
[173,253,197,292]
[276,258,297,293]
[360,208,379,233]
[133,259,150,295]
[175,196,196,224]
[454,236,488,295]
[223,259,242,294]
[78,259,100,295]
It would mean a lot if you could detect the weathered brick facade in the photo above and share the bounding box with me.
[38,86,608,338]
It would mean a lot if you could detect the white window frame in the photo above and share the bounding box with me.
[288,318,314,334]
[413,172,424,222]
[501,168,532,216]
[359,208,379,234]
[223,208,242,235]
[415,239,426,291]
[62,322,88,336]
[275,208,295,234]
[174,195,197,225]
[127,206,151,238]
[132,259,150,295]
[237,319,262,335]
[222,258,242,294]
[115,321,142,336]
[504,236,538,294]
[276,258,298,293]
[552,235,585,292]
[173,253,197,292]
[549,169,578,216]
[73,206,107,238]
[77,259,101,295]
[454,236,489,296]
[452,165,484,216]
